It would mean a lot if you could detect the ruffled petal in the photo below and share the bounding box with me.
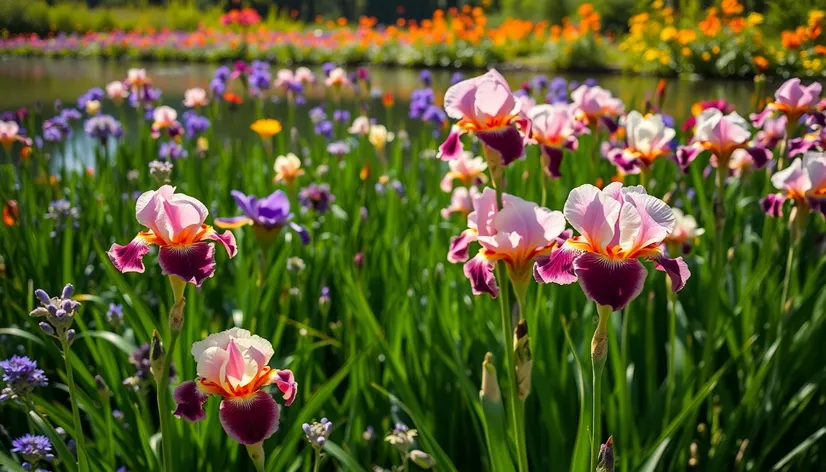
[201,227,238,258]
[476,126,525,166]
[448,229,478,263]
[463,254,499,298]
[573,252,647,311]
[107,235,152,273]
[219,391,280,445]
[745,147,772,169]
[214,216,253,229]
[173,380,210,422]
[534,245,581,285]
[563,184,621,252]
[158,242,216,287]
[653,255,691,293]
[274,370,297,406]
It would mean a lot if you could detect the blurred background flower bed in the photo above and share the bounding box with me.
[1,0,825,78]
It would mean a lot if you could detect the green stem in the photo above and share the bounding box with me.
[157,330,180,472]
[61,339,90,472]
[664,277,677,428]
[102,390,115,468]
[590,305,612,471]
[779,235,797,318]
[312,448,321,472]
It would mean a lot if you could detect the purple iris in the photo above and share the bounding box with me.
[214,65,231,82]
[419,70,432,87]
[409,87,435,120]
[182,111,210,138]
[217,190,310,245]
[314,120,334,139]
[159,142,188,160]
[450,72,464,85]
[43,116,72,142]
[298,184,335,214]
[84,115,124,142]
[322,62,335,77]
[77,88,104,109]
[327,140,350,156]
[333,109,351,123]
[422,104,447,127]
[531,74,550,91]
[309,107,327,123]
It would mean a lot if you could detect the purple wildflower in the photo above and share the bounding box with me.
[419,69,432,87]
[159,141,188,160]
[29,284,80,342]
[84,114,123,142]
[0,356,48,402]
[11,434,53,469]
[215,190,310,245]
[299,183,335,214]
[327,140,350,156]
[333,109,351,123]
[123,343,175,390]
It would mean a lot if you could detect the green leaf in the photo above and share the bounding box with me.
[29,410,79,472]
[323,441,368,472]
[0,327,45,345]
[772,427,826,471]
[76,330,136,355]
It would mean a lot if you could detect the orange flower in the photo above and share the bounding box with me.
[753,55,769,70]
[2,200,18,226]
[382,92,394,107]
[815,45,826,56]
[223,92,243,105]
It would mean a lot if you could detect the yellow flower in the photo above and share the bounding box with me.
[702,52,711,61]
[652,0,664,9]
[660,26,678,42]
[659,55,670,65]
[644,49,660,61]
[746,12,764,27]
[681,47,691,57]
[712,45,720,54]
[251,119,283,139]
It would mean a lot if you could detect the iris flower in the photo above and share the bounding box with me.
[448,188,567,298]
[183,88,209,108]
[535,183,690,311]
[571,84,625,131]
[770,78,822,122]
[606,111,675,174]
[439,69,530,166]
[215,190,309,246]
[528,103,586,178]
[107,185,237,287]
[173,328,297,446]
[439,152,488,192]
[762,152,826,218]
[273,154,304,185]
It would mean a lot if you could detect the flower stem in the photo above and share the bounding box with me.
[247,442,266,472]
[312,448,321,472]
[779,232,798,318]
[157,330,180,472]
[590,304,612,471]
[61,339,90,472]
[663,277,677,428]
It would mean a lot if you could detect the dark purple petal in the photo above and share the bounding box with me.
[564,136,579,151]
[745,147,771,169]
[541,145,564,179]
[674,146,701,174]
[463,255,499,298]
[534,246,580,284]
[438,129,464,161]
[274,370,297,406]
[173,381,209,422]
[476,126,525,166]
[158,243,216,287]
[555,229,573,246]
[448,229,477,263]
[653,256,691,292]
[760,193,786,218]
[289,222,311,245]
[600,115,619,133]
[107,237,151,273]
[808,197,826,216]
[219,391,280,445]
[573,252,647,311]
[231,190,259,220]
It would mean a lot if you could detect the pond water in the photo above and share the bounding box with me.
[0,57,770,169]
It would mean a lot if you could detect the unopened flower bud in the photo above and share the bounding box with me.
[410,450,436,469]
[61,284,74,299]
[65,329,76,345]
[39,322,55,336]
[480,352,501,403]
[513,320,532,401]
[168,296,186,335]
[35,289,51,304]
[95,375,108,393]
[55,309,66,319]
[150,330,164,383]
[596,436,614,472]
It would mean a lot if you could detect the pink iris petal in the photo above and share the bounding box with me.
[476,126,525,166]
[136,185,175,236]
[219,391,280,445]
[463,254,499,298]
[573,252,647,311]
[202,227,238,258]
[473,79,519,122]
[214,216,254,229]
[444,76,482,120]
[438,128,464,161]
[563,184,621,253]
[107,236,151,273]
[806,153,826,190]
[275,370,297,406]
[224,340,248,387]
[158,242,216,287]
[771,158,811,194]
[653,255,691,293]
[196,346,229,385]
[541,145,564,179]
[618,192,676,254]
[469,187,499,237]
[760,193,786,218]
[173,380,209,422]
[775,79,822,112]
[448,229,477,263]
[533,245,581,285]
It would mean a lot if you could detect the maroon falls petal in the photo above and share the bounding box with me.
[573,252,647,311]
[107,237,151,273]
[463,254,499,298]
[476,126,525,166]
[534,246,580,285]
[158,242,216,287]
[653,255,691,292]
[219,391,281,445]
[173,380,209,422]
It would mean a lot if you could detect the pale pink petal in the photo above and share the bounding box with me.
[619,192,675,253]
[196,346,229,385]
[444,78,480,120]
[469,187,499,236]
[771,158,811,194]
[473,80,516,121]
[563,184,621,251]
